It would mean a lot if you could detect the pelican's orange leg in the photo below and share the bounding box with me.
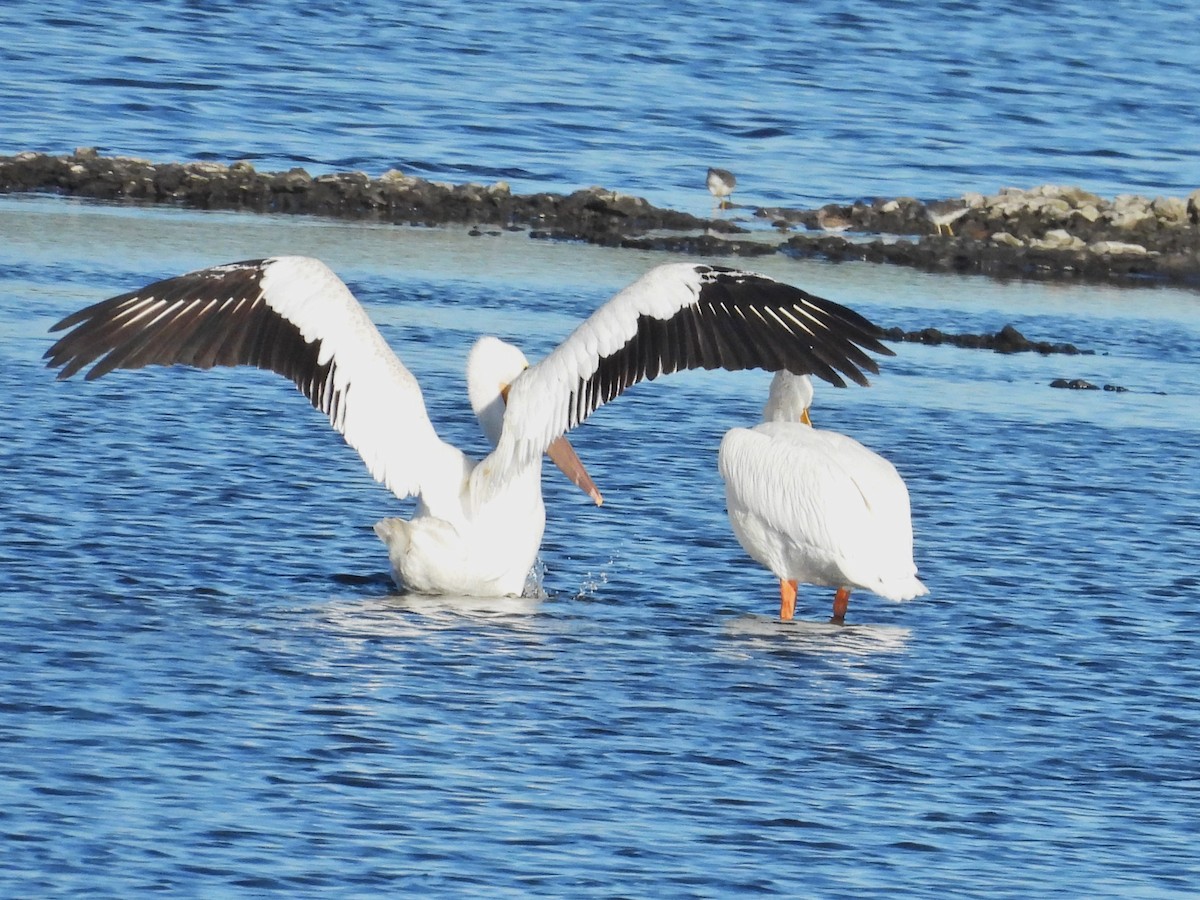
[831,587,851,625]
[779,579,798,621]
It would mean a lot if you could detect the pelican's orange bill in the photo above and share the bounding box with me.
[547,436,603,506]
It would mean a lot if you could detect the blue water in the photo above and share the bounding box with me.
[3,0,1200,214]
[3,1,1200,896]
[3,196,1200,898]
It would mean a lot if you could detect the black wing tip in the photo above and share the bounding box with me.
[45,343,96,380]
[46,355,82,380]
[615,265,900,398]
[43,258,282,381]
[44,338,77,375]
[48,299,109,334]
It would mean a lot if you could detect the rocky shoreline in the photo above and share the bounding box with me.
[5,149,1199,292]
[2,149,1185,390]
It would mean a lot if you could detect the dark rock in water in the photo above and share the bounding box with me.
[880,324,1089,355]
[621,234,776,256]
[0,148,713,237]
[780,229,1200,290]
[530,229,776,256]
[1049,379,1131,392]
[994,323,1031,353]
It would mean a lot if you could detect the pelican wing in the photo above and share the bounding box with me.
[45,256,455,501]
[495,262,893,469]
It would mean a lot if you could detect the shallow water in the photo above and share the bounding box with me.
[2,196,1199,897]
[4,0,1200,893]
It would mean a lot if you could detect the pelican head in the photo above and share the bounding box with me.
[467,336,602,505]
[764,371,813,426]
[467,336,530,447]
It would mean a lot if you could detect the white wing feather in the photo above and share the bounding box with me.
[258,257,466,505]
[488,263,715,474]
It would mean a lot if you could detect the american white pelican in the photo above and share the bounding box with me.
[706,167,737,209]
[719,371,927,623]
[46,258,892,597]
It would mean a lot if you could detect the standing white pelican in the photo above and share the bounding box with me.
[46,259,892,597]
[719,371,927,623]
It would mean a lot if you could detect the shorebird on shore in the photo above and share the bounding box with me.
[719,371,926,624]
[926,199,969,236]
[707,167,737,210]
[47,260,891,598]
[816,207,854,233]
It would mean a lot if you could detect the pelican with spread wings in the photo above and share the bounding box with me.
[46,259,891,596]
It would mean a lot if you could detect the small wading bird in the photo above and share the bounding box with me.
[706,167,737,209]
[816,207,853,233]
[46,259,892,598]
[925,199,968,236]
[720,371,927,623]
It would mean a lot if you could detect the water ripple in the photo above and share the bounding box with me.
[3,8,1200,880]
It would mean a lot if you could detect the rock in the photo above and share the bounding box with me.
[1090,240,1150,256]
[380,168,419,188]
[612,233,778,256]
[0,149,718,236]
[1031,229,1085,251]
[1053,185,1104,207]
[1034,197,1074,221]
[991,231,1024,247]
[1050,378,1099,390]
[879,323,1088,355]
[1152,195,1188,225]
[273,167,313,191]
[993,324,1030,353]
[190,161,230,176]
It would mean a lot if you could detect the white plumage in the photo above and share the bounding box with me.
[720,371,927,622]
[47,258,892,597]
